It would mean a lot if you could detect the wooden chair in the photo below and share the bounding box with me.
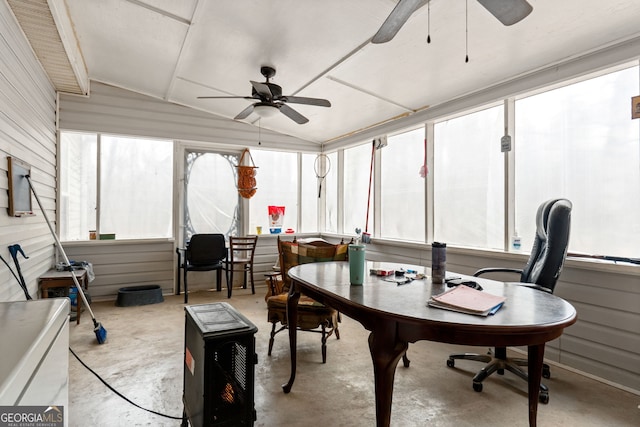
[176,233,227,304]
[266,237,349,363]
[225,235,258,298]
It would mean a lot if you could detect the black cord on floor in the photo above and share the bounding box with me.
[69,347,184,421]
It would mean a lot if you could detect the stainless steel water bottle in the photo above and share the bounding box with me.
[431,242,446,284]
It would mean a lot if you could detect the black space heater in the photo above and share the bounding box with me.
[182,302,258,427]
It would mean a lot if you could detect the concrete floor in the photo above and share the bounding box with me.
[69,288,640,426]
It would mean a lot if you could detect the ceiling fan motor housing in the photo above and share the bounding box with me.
[260,66,276,80]
[252,83,282,101]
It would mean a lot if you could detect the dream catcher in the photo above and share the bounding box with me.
[314,152,331,198]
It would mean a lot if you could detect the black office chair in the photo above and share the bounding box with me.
[176,233,227,303]
[447,198,572,404]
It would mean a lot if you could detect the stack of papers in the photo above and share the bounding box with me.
[428,284,506,316]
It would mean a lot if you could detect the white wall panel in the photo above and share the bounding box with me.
[0,1,57,302]
[61,236,281,300]
[62,241,174,298]
[59,82,320,152]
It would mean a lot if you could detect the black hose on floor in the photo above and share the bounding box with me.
[69,348,183,420]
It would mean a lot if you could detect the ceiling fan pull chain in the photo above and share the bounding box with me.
[465,0,469,63]
[427,1,431,44]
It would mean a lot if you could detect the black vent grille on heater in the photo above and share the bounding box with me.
[183,303,258,427]
[210,341,247,423]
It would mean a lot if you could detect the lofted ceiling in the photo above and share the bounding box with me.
[12,0,640,144]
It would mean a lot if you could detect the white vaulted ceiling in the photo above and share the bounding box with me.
[12,0,640,144]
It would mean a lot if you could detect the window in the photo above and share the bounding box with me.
[344,143,373,236]
[433,105,505,249]
[60,132,97,240]
[300,153,319,233]
[60,132,173,241]
[515,66,640,256]
[249,150,298,233]
[380,128,426,242]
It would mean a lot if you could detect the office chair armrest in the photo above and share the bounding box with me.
[473,267,523,277]
[515,283,553,293]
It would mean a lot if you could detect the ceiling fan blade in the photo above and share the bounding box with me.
[476,0,533,26]
[197,95,255,100]
[282,96,331,107]
[250,81,273,98]
[372,0,429,44]
[234,104,255,120]
[279,103,309,124]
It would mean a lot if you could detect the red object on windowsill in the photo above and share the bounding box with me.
[285,228,295,234]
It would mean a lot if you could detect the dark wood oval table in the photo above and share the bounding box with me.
[283,261,577,427]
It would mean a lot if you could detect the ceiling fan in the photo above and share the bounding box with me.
[197,66,331,124]
[372,0,533,44]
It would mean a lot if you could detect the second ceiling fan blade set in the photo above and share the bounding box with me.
[198,1,532,124]
[372,0,533,44]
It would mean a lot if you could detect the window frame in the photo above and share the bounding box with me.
[59,131,174,242]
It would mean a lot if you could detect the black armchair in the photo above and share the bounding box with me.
[176,234,227,303]
[447,198,572,404]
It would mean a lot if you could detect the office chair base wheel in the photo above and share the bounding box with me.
[539,391,549,404]
[472,382,483,392]
[446,358,455,368]
[542,365,551,379]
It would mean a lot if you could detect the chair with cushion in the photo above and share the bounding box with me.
[225,235,259,298]
[266,237,349,363]
[176,233,227,304]
[447,198,572,403]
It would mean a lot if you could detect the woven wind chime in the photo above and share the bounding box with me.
[237,148,258,199]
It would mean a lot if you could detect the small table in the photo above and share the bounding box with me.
[39,269,88,325]
[284,261,577,427]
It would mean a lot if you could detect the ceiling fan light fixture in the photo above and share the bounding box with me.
[253,103,279,118]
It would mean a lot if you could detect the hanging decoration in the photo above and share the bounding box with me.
[237,148,258,199]
[314,151,331,198]
[419,137,428,178]
[632,95,640,119]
